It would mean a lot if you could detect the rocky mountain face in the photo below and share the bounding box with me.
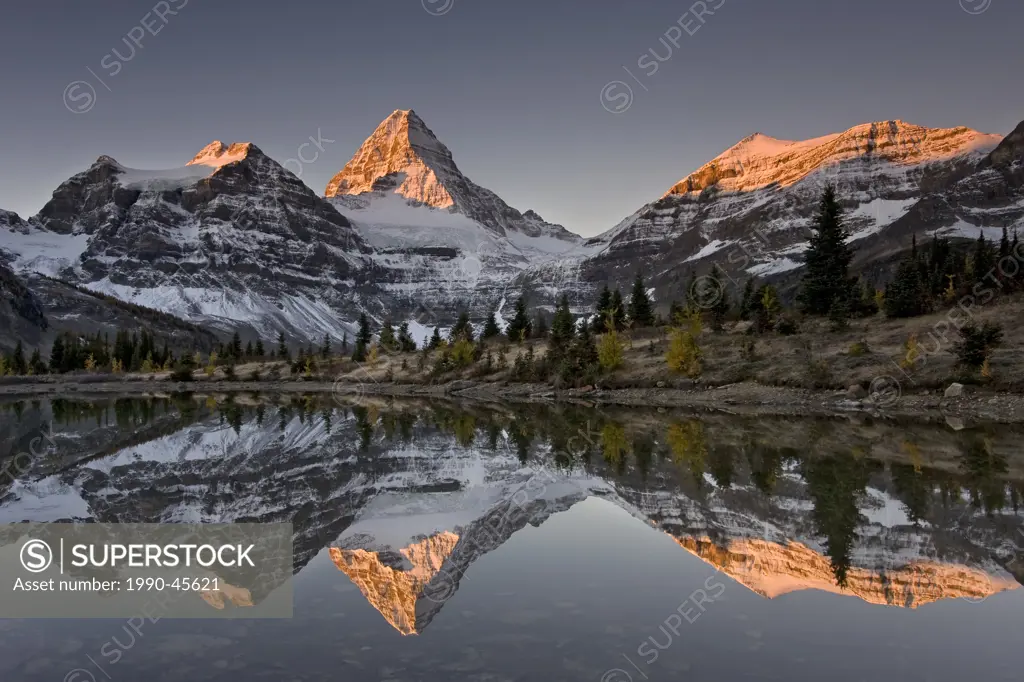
[0,229,219,356]
[330,532,460,635]
[1,142,376,344]
[2,399,1020,628]
[526,120,1013,309]
[0,110,588,343]
[0,259,47,353]
[861,118,1024,261]
[326,109,584,326]
[675,536,1011,608]
[326,110,579,241]
[2,115,1022,341]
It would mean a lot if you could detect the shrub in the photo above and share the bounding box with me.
[848,341,870,357]
[741,338,758,362]
[511,346,537,382]
[432,348,455,376]
[900,334,920,371]
[776,315,800,336]
[169,361,195,382]
[828,298,850,331]
[954,322,1003,369]
[450,338,476,369]
[807,357,832,388]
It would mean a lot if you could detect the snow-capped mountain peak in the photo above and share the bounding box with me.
[187,140,255,169]
[326,108,583,243]
[551,117,1020,312]
[325,109,458,208]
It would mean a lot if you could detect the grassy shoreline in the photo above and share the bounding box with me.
[4,375,1024,424]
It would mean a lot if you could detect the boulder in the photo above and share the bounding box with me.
[847,384,868,399]
[944,383,965,399]
[730,321,754,335]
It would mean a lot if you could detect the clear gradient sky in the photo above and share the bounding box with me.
[1,0,1022,236]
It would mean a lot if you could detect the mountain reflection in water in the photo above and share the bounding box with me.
[1,395,1021,635]
[0,393,1019,679]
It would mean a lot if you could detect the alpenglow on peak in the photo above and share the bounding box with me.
[666,120,1002,196]
[187,141,256,169]
[324,109,462,208]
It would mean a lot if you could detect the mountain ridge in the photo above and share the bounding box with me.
[1,112,1022,342]
[664,120,1002,197]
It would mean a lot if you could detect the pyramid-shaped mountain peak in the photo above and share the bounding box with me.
[324,108,459,205]
[187,141,255,168]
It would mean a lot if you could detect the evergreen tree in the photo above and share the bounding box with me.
[593,284,613,333]
[627,273,655,327]
[49,335,65,374]
[28,348,46,375]
[245,340,253,358]
[449,312,473,343]
[170,348,196,382]
[1000,226,1011,260]
[549,295,575,358]
[739,277,756,321]
[954,322,1003,369]
[926,235,953,297]
[667,300,684,325]
[854,278,878,316]
[341,333,349,354]
[255,338,265,357]
[230,331,243,358]
[352,313,372,362]
[277,332,288,360]
[1014,231,1022,283]
[828,296,851,331]
[506,296,532,343]
[609,289,625,330]
[572,317,599,368]
[11,341,26,375]
[972,230,994,282]
[428,327,443,350]
[380,319,398,350]
[321,334,331,359]
[753,284,781,334]
[803,453,872,589]
[798,184,855,315]
[482,310,501,339]
[885,254,930,318]
[708,265,730,331]
[397,322,417,352]
[533,312,548,339]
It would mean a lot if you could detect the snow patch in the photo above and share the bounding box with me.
[747,257,801,276]
[2,228,90,276]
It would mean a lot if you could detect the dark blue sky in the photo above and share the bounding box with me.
[1,0,1021,235]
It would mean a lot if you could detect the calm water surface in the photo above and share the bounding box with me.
[0,394,1021,681]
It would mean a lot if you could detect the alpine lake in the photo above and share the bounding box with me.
[0,393,1021,681]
